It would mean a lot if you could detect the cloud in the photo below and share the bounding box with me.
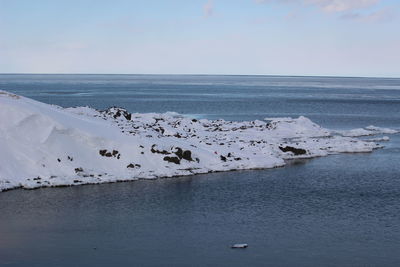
[305,0,380,12]
[286,11,303,20]
[340,7,395,22]
[255,0,381,13]
[204,0,214,17]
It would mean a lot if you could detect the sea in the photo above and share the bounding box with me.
[0,74,400,266]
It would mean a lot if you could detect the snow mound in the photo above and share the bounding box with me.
[364,136,390,142]
[335,126,399,137]
[0,90,397,192]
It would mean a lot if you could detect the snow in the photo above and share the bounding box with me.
[335,126,399,137]
[0,90,398,192]
[364,136,390,142]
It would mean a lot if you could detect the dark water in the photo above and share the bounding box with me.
[1,75,400,266]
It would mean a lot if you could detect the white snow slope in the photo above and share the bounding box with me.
[0,90,398,191]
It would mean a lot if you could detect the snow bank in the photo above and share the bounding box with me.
[335,126,399,137]
[0,90,397,192]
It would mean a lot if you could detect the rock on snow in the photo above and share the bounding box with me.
[0,90,398,192]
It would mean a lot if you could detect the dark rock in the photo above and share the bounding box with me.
[126,163,142,169]
[157,127,165,134]
[75,168,83,173]
[57,158,61,162]
[99,149,120,158]
[182,150,193,161]
[220,155,227,162]
[279,146,307,155]
[103,107,132,121]
[151,145,170,155]
[163,156,180,164]
[174,147,183,159]
[124,113,131,120]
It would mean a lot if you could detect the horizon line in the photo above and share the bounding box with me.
[0,73,399,79]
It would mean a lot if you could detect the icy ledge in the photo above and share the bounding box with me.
[0,90,398,192]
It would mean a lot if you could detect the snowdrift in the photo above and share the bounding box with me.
[0,90,398,191]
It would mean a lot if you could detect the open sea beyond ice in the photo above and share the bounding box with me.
[0,74,400,266]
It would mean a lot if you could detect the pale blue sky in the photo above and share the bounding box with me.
[0,0,399,77]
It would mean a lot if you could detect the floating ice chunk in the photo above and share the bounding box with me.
[231,244,248,249]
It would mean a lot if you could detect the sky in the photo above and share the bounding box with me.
[0,0,399,77]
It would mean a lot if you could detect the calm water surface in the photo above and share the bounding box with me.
[0,75,400,266]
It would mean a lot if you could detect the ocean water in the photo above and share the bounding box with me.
[0,74,400,266]
[1,74,400,129]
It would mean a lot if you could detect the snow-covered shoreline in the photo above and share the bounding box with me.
[0,90,398,192]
